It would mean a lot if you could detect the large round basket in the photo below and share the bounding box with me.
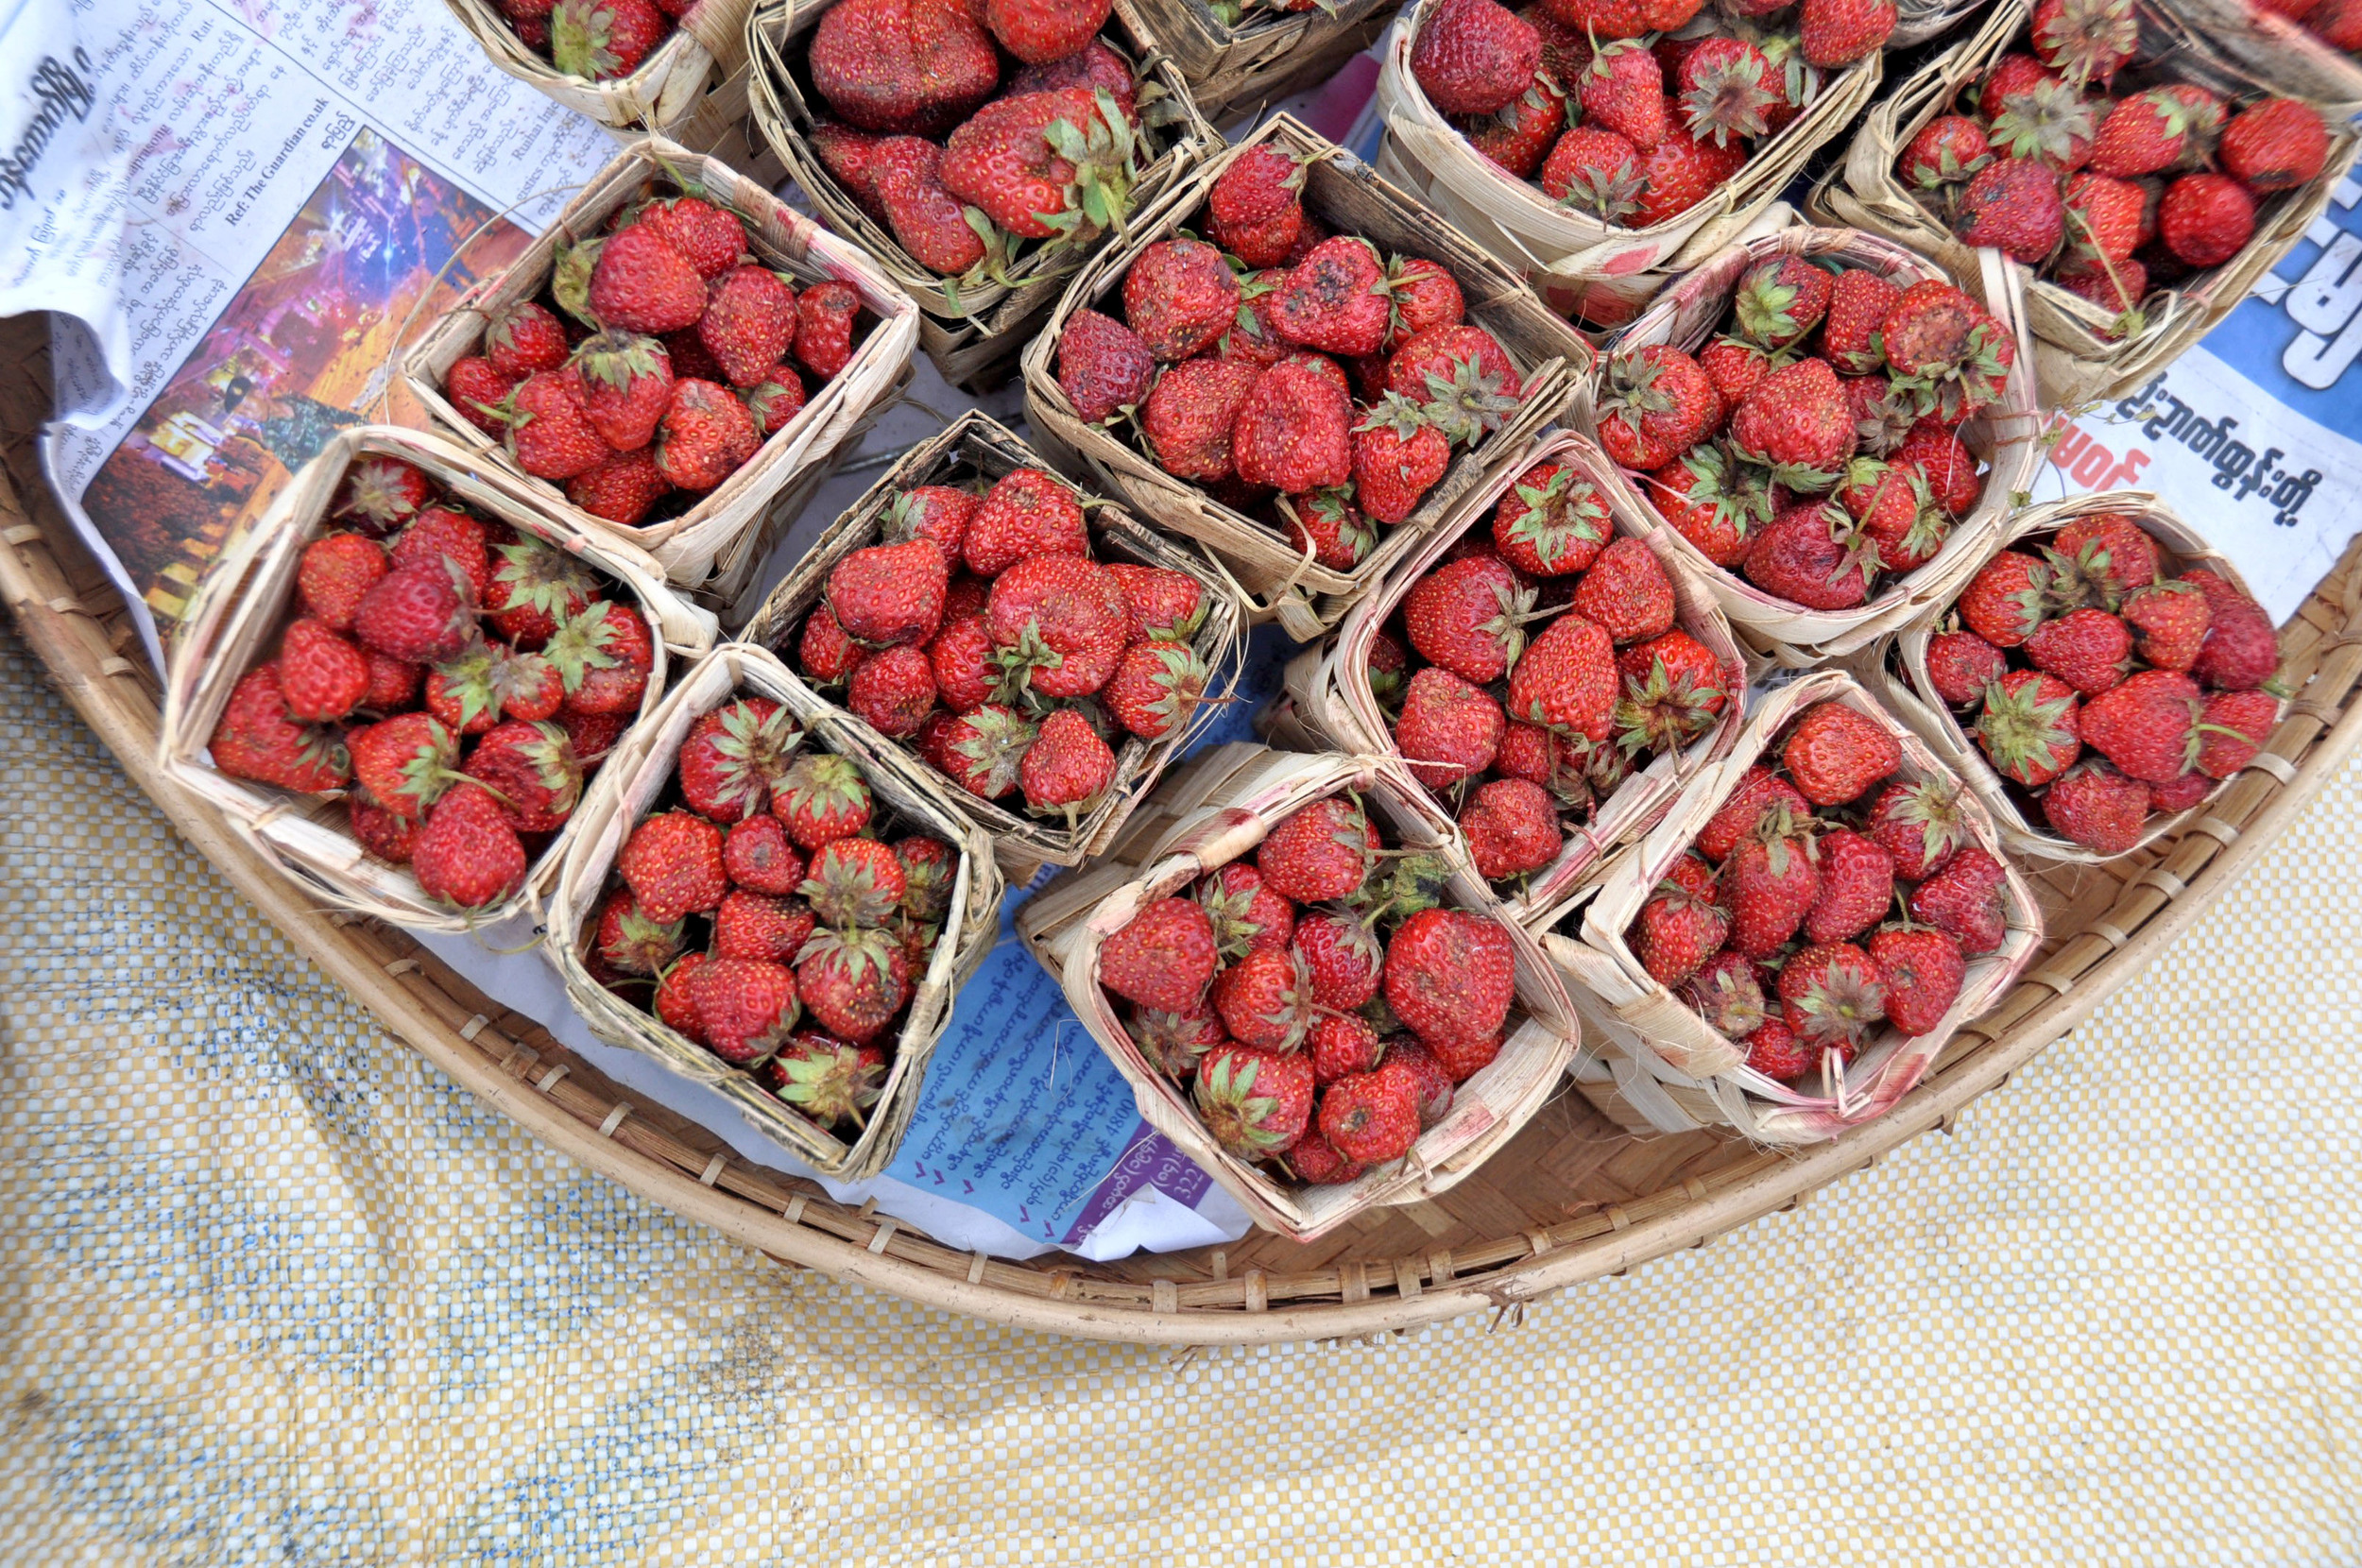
[11,341,2362,1344]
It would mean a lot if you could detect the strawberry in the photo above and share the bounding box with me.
[1055,309,1155,424]
[2025,605,2131,695]
[362,653,422,713]
[2079,667,2200,784]
[1351,396,1452,526]
[794,281,863,381]
[562,332,673,455]
[1232,362,1352,494]
[1460,776,1561,881]
[1381,1035,1457,1124]
[654,378,760,489]
[2159,173,2253,267]
[1900,115,1994,189]
[211,663,351,792]
[1207,145,1307,265]
[941,88,1136,244]
[1781,700,1899,805]
[767,1035,887,1129]
[1139,357,1261,482]
[2182,570,2278,690]
[2041,757,2151,852]
[963,467,1087,577]
[1493,461,1609,576]
[690,267,796,390]
[1866,922,1965,1034]
[2062,172,2148,269]
[1421,1027,1504,1083]
[1294,910,1384,1009]
[576,225,707,334]
[772,753,872,848]
[1395,667,1506,791]
[847,643,937,737]
[566,446,672,527]
[1617,628,1727,753]
[677,698,798,824]
[982,0,1108,61]
[1728,356,1856,486]
[1124,238,1241,363]
[724,814,807,895]
[1681,947,1767,1036]
[2194,688,2280,779]
[1842,373,1920,457]
[881,486,979,562]
[1642,445,1768,568]
[1386,324,1523,443]
[1581,40,1669,152]
[798,605,863,688]
[1742,1018,1813,1078]
[1567,535,1675,644]
[297,534,388,636]
[796,924,913,1044]
[349,792,418,864]
[1269,236,1393,358]
[1720,807,1820,957]
[653,950,709,1042]
[1892,422,1982,516]
[1778,942,1886,1050]
[1632,128,1748,227]
[1821,268,1900,375]
[1461,70,1575,179]
[871,136,989,276]
[1507,611,1618,741]
[1309,1014,1386,1088]
[1866,775,1967,880]
[1104,640,1209,741]
[550,0,664,79]
[1412,0,1543,115]
[1405,554,1537,683]
[1018,708,1114,824]
[544,601,651,715]
[2220,97,2328,194]
[825,538,950,652]
[1540,126,1647,225]
[498,369,609,482]
[429,641,564,733]
[2030,0,2136,84]
[1698,338,1783,404]
[1881,281,2014,424]
[1596,345,1720,470]
[1211,946,1318,1051]
[1959,551,2052,647]
[1742,504,1876,611]
[1196,863,1296,960]
[1803,827,1894,945]
[483,300,570,379]
[1258,795,1378,903]
[1382,907,1515,1048]
[1840,459,1945,575]
[2116,580,2208,672]
[662,326,726,382]
[1194,1045,1314,1159]
[1955,156,2065,264]
[351,559,477,666]
[388,507,491,604]
[617,810,727,923]
[626,196,747,281]
[710,890,814,966]
[1133,1001,1227,1080]
[1732,256,1834,351]
[1973,668,2083,786]
[446,357,519,435]
[2087,89,2194,179]
[1635,865,1730,985]
[1102,895,1219,1013]
[985,553,1128,699]
[798,836,907,929]
[930,612,1005,713]
[1800,0,1893,63]
[2051,512,2160,601]
[938,706,1036,799]
[683,956,802,1064]
[1908,844,2008,954]
[1988,77,2097,170]
[1676,37,1780,146]
[484,533,598,647]
[807,0,998,134]
[1319,1068,1422,1165]
[412,783,529,910]
[1925,627,2009,707]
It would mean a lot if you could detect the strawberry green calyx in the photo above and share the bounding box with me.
[1417,354,1520,447]
[1684,53,1781,147]
[1891,321,2013,426]
[570,329,667,394]
[1787,950,1888,1048]
[1989,78,2096,164]
[772,1038,885,1129]
[1734,271,1810,349]
[551,237,603,326]
[1193,1050,1292,1154]
[1501,466,1608,571]
[1975,675,2080,785]
[799,850,902,931]
[950,706,1037,797]
[777,753,870,836]
[1617,654,1724,757]
[702,700,805,819]
[540,599,626,694]
[490,535,598,625]
[1037,89,1140,251]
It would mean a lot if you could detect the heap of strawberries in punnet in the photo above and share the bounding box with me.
[797,0,1152,287]
[1896,0,2335,332]
[1055,152,1525,571]
[590,692,961,1134]
[1096,795,1521,1185]
[492,0,684,81]
[1930,513,2283,854]
[442,185,866,528]
[1629,699,2000,1083]
[1600,258,2012,610]
[207,455,658,911]
[1410,0,1891,229]
[1372,461,1730,891]
[788,467,1213,825]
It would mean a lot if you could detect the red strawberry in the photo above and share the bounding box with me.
[1207,145,1307,266]
[929,612,1005,714]
[1595,345,1720,471]
[484,534,597,648]
[2029,0,2137,84]
[677,698,798,824]
[1395,667,1506,791]
[655,378,760,489]
[982,0,1109,62]
[1460,776,1561,881]
[710,890,815,965]
[1908,844,2008,955]
[963,467,1087,577]
[1421,1027,1504,1083]
[1319,1067,1423,1165]
[1635,864,1730,986]
[1567,536,1675,644]
[691,267,796,390]
[1196,863,1296,961]
[808,0,998,134]
[1382,256,1467,349]
[1676,36,1780,146]
[1732,256,1835,351]
[388,507,491,604]
[1103,895,1219,1014]
[1988,77,2097,170]
[499,370,609,482]
[1926,627,2009,707]
[1803,827,1894,946]
[796,924,914,1044]
[1720,810,1821,957]
[352,560,477,666]
[482,300,570,381]
[1018,707,1115,824]
[616,810,727,924]
[940,88,1134,244]
[362,652,422,714]
[1841,373,1918,458]
[652,951,710,1043]
[2025,605,2131,695]
[1866,922,1965,1034]
[798,605,863,688]
[543,601,652,716]
[1412,0,1543,115]
[1978,54,2060,118]
[2041,758,2151,852]
[1699,773,1808,869]
[2079,667,2201,785]
[566,446,672,527]
[1381,1035,1458,1122]
[2184,570,2278,690]
[772,753,873,849]
[724,813,808,895]
[412,783,529,910]
[2118,580,2209,672]
[1631,128,1748,227]
[1616,628,1728,753]
[1383,907,1515,1048]
[349,792,418,864]
[1269,236,1393,358]
[1580,40,1669,152]
[1139,357,1261,481]
[1821,268,1901,375]
[297,535,388,634]
[1258,795,1378,903]
[1211,946,1318,1051]
[766,1034,887,1129]
[550,0,665,78]
[1778,942,1887,1051]
[2159,173,2253,267]
[2194,688,2280,780]
[826,538,950,652]
[1729,356,1856,485]
[331,458,437,539]
[740,364,808,444]
[1959,552,2052,647]
[1133,1001,1227,1080]
[937,706,1036,800]
[1294,910,1384,1009]
[1781,700,1899,806]
[1682,947,1768,1036]
[1641,445,1767,569]
[1956,156,2065,264]
[1056,309,1155,424]
[1975,668,2083,786]
[1900,115,1994,189]
[575,224,706,335]
[985,553,1128,699]
[1351,396,1452,526]
[798,835,907,929]
[1124,238,1241,363]
[2220,97,2328,194]
[847,643,937,737]
[1864,776,1968,881]
[1104,639,1209,741]
[1404,554,1538,684]
[2051,512,2160,600]
[1881,281,2014,424]
[684,956,802,1063]
[1386,323,1524,444]
[1507,612,1618,742]
[446,357,519,435]
[1839,458,1946,575]
[1492,461,1610,576]
[1232,361,1352,495]
[1742,1018,1812,1077]
[1308,1014,1385,1089]
[1194,1045,1314,1159]
[1540,125,1646,225]
[627,196,747,280]
[1800,0,1893,64]
[793,281,863,382]
[872,136,988,276]
[1893,422,1982,516]
[1742,503,1877,612]
[210,664,351,792]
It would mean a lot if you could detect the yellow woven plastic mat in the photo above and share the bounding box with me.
[2,616,2356,1565]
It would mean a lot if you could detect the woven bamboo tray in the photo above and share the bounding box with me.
[13,325,2362,1343]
